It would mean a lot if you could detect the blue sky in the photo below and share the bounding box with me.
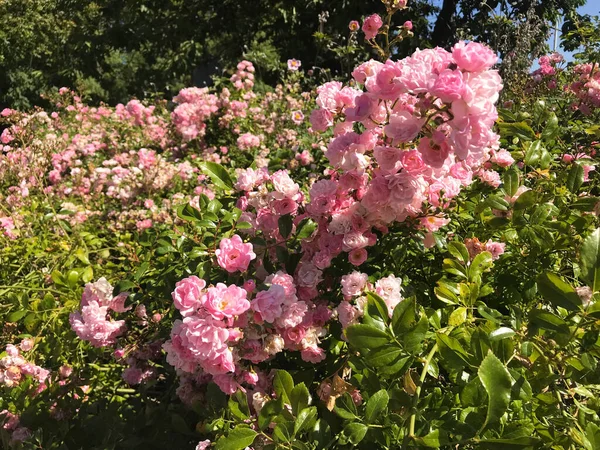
[547,1,600,61]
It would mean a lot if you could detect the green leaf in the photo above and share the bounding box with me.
[585,422,600,450]
[435,281,460,305]
[478,351,512,429]
[294,407,317,435]
[365,291,390,326]
[485,195,510,211]
[215,426,258,450]
[448,241,470,264]
[273,421,294,443]
[513,190,537,211]
[502,168,520,197]
[524,140,544,166]
[201,161,234,190]
[541,112,558,140]
[177,203,203,222]
[567,163,584,193]
[345,324,390,349]
[342,423,368,445]
[7,310,27,322]
[498,121,536,141]
[296,218,317,240]
[273,370,294,404]
[364,389,389,424]
[489,327,515,341]
[334,392,358,420]
[571,197,600,211]
[530,203,553,224]
[537,271,582,311]
[469,251,493,279]
[443,258,468,278]
[278,214,293,239]
[290,383,310,416]
[419,429,450,447]
[436,333,471,370]
[580,228,600,292]
[448,307,467,326]
[365,345,404,367]
[529,309,569,333]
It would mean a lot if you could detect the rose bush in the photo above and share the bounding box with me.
[1,3,600,450]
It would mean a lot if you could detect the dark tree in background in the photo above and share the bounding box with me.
[0,0,587,109]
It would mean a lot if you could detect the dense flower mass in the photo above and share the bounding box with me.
[306,42,504,265]
[3,6,600,446]
[69,278,129,347]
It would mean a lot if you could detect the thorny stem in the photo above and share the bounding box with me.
[408,343,438,441]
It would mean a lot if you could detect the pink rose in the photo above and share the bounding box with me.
[485,240,505,260]
[172,276,206,317]
[201,283,250,320]
[251,284,285,323]
[431,69,466,103]
[301,346,326,363]
[341,271,368,297]
[374,146,402,173]
[362,14,383,40]
[452,41,498,72]
[337,301,361,328]
[271,170,299,198]
[491,149,514,167]
[216,234,256,273]
[310,108,334,132]
[296,263,323,288]
[384,110,425,143]
[349,248,368,266]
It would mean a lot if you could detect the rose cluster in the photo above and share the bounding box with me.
[307,41,504,264]
[337,272,404,329]
[164,257,332,395]
[0,341,49,388]
[69,278,130,348]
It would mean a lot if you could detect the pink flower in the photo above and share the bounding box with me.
[291,110,304,124]
[478,169,501,188]
[375,275,403,313]
[403,21,413,30]
[341,271,369,297]
[202,283,250,320]
[271,170,300,198]
[362,14,383,40]
[420,215,450,232]
[431,69,466,103]
[452,41,498,73]
[349,248,368,266]
[491,149,514,167]
[172,276,206,316]
[19,339,33,352]
[485,240,505,260]
[384,111,425,143]
[213,374,240,394]
[216,235,256,273]
[301,346,326,363]
[309,109,333,132]
[296,263,323,288]
[251,284,285,323]
[287,59,301,71]
[196,440,212,450]
[349,20,360,31]
[69,303,126,348]
[337,301,361,328]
